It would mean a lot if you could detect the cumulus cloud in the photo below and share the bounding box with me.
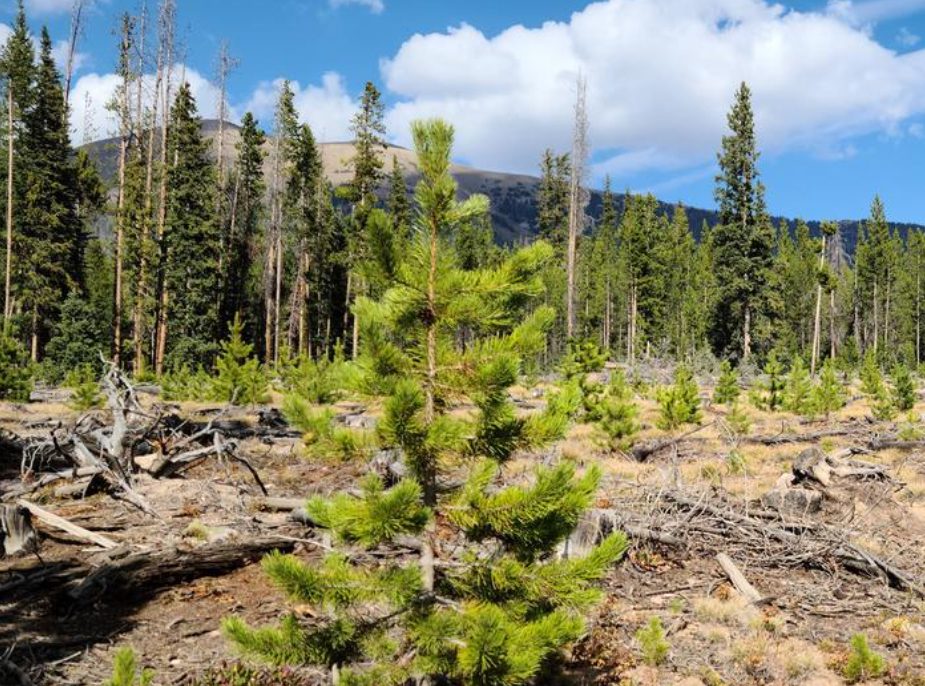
[329,0,384,14]
[52,39,89,76]
[897,25,921,46]
[242,72,356,141]
[380,0,925,179]
[68,64,226,143]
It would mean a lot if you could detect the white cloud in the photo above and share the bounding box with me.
[329,0,384,14]
[380,0,925,180]
[827,0,925,26]
[26,0,77,15]
[68,64,227,143]
[242,72,355,141]
[52,39,89,76]
[0,23,12,46]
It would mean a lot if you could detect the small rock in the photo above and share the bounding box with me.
[793,447,832,486]
[761,485,823,514]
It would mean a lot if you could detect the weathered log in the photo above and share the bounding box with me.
[716,552,764,603]
[67,536,295,604]
[1,504,36,556]
[17,499,118,550]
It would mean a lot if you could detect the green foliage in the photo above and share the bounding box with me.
[160,365,213,402]
[860,349,884,397]
[872,380,898,421]
[279,349,351,404]
[751,351,785,412]
[596,370,639,452]
[283,395,376,461]
[44,293,107,383]
[890,364,917,412]
[898,412,924,441]
[450,461,601,562]
[725,401,751,438]
[0,331,33,401]
[306,475,430,547]
[783,356,814,415]
[842,634,886,683]
[558,339,606,380]
[812,359,846,417]
[211,315,269,405]
[656,365,702,431]
[713,360,740,405]
[187,663,315,686]
[104,647,154,686]
[635,617,670,666]
[65,364,102,411]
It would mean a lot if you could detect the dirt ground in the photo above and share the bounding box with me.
[2,381,925,686]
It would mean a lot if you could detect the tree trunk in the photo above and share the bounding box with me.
[873,281,879,353]
[742,303,751,362]
[273,233,283,366]
[263,233,275,363]
[153,11,173,377]
[830,288,837,361]
[4,87,13,324]
[114,134,127,366]
[810,235,826,376]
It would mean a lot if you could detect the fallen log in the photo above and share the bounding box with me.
[1,504,36,556]
[67,536,295,604]
[716,552,764,603]
[16,500,118,550]
[630,422,713,462]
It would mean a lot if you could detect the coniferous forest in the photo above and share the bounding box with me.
[3,1,925,685]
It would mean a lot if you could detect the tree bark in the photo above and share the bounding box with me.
[810,234,826,376]
[4,87,13,324]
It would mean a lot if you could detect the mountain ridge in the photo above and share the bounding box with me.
[79,119,924,252]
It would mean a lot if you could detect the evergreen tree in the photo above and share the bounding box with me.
[656,365,702,430]
[45,292,107,381]
[713,359,740,405]
[536,149,570,252]
[19,27,79,358]
[387,155,410,240]
[596,369,639,452]
[0,328,30,400]
[891,364,916,412]
[162,83,220,368]
[345,81,386,214]
[855,196,898,354]
[222,112,266,332]
[812,358,846,418]
[860,349,884,397]
[752,351,785,411]
[783,356,813,414]
[224,119,627,684]
[211,314,269,405]
[711,83,774,361]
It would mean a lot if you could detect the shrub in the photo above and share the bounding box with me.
[104,647,153,686]
[713,360,740,405]
[558,338,606,380]
[283,394,376,461]
[44,292,108,383]
[279,346,351,404]
[161,364,212,401]
[635,616,669,666]
[842,634,886,683]
[0,331,32,402]
[656,365,701,431]
[860,349,883,397]
[725,401,751,438]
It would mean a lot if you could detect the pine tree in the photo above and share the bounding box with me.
[0,328,30,400]
[860,349,884,397]
[656,365,702,430]
[812,358,846,419]
[855,196,898,354]
[224,119,627,685]
[162,83,220,368]
[45,292,107,382]
[752,351,785,411]
[0,0,36,325]
[387,155,410,241]
[18,27,79,360]
[783,356,814,415]
[891,363,916,412]
[222,112,266,333]
[211,314,268,405]
[711,83,774,362]
[596,369,639,452]
[713,360,740,405]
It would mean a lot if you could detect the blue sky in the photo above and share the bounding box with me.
[4,0,925,224]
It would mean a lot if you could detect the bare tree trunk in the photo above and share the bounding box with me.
[153,0,174,376]
[4,87,13,324]
[263,233,275,363]
[565,75,588,340]
[810,234,826,376]
[873,281,879,354]
[273,233,283,366]
[63,0,86,112]
[114,133,128,367]
[30,305,38,362]
[743,303,751,362]
[830,288,837,361]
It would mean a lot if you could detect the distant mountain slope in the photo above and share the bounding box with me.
[80,120,924,252]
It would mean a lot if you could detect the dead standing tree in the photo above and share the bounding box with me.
[566,74,589,340]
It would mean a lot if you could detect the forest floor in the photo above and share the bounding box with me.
[2,372,925,686]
